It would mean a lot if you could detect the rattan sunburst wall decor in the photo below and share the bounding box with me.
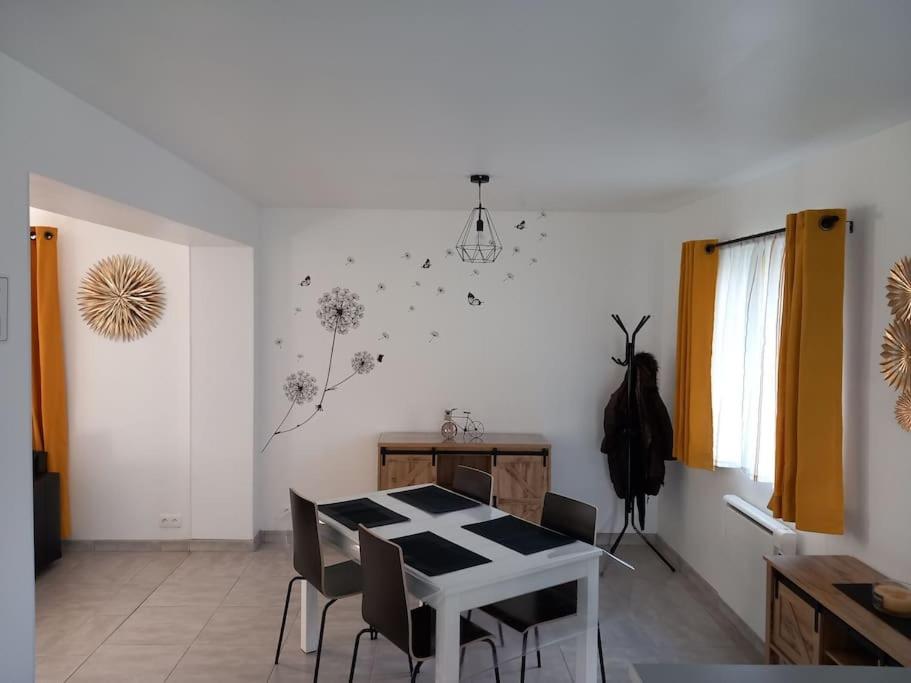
[77,254,166,341]
[881,318,911,394]
[896,392,911,433]
[887,257,911,322]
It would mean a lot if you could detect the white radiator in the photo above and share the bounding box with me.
[719,495,797,638]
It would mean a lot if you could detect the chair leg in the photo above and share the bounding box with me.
[485,638,501,683]
[274,576,302,665]
[370,627,377,641]
[466,609,472,622]
[534,625,542,669]
[598,623,606,683]
[313,598,337,682]
[497,621,504,646]
[520,631,528,683]
[348,628,371,683]
[408,654,413,676]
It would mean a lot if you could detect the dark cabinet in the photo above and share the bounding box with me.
[33,472,62,573]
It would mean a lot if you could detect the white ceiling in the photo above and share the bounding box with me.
[3,1,911,211]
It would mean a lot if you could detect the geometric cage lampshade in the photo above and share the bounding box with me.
[456,174,503,264]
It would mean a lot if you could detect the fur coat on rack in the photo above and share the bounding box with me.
[600,352,674,527]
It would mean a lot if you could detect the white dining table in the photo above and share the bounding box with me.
[299,484,608,683]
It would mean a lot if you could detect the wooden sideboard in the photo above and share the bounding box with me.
[765,555,910,668]
[377,432,551,522]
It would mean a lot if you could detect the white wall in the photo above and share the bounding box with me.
[657,119,911,636]
[256,209,667,534]
[190,247,255,540]
[31,208,192,541]
[0,51,258,679]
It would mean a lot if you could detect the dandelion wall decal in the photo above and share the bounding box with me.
[429,331,440,342]
[376,282,387,293]
[296,353,304,360]
[503,272,515,283]
[413,280,421,287]
[537,210,547,220]
[262,287,377,452]
[378,331,390,341]
[274,338,284,347]
[316,287,364,335]
[294,306,302,314]
[402,251,412,260]
[529,257,538,266]
[299,276,311,287]
[436,286,446,295]
[408,305,416,312]
[445,248,454,257]
[539,232,548,241]
[345,256,355,266]
[512,246,521,255]
[470,269,480,277]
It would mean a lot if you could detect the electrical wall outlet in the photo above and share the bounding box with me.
[159,514,182,528]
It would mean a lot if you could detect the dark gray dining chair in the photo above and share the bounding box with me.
[475,491,606,682]
[348,526,501,682]
[274,489,364,681]
[451,465,494,505]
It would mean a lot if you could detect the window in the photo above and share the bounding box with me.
[711,233,785,482]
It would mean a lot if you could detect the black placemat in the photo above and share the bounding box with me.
[462,515,576,555]
[834,583,911,638]
[318,498,410,531]
[390,531,491,576]
[387,485,481,514]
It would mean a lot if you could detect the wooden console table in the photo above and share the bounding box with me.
[377,432,551,522]
[765,555,909,668]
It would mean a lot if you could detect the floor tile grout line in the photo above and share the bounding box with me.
[163,552,253,681]
[58,551,191,682]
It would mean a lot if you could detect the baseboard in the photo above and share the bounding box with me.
[260,529,292,545]
[652,535,765,659]
[63,535,262,552]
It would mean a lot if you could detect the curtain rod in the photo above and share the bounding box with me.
[704,215,854,254]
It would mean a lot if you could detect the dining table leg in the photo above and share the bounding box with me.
[300,580,320,653]
[434,596,461,682]
[574,557,600,683]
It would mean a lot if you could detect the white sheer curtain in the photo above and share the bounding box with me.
[711,233,785,482]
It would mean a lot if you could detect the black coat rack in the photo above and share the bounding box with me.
[608,314,675,572]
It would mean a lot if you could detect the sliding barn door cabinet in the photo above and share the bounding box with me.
[378,432,551,522]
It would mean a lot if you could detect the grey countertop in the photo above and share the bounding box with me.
[633,664,910,682]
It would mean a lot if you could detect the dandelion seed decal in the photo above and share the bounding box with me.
[378,331,390,341]
[503,272,515,283]
[429,330,440,342]
[408,305,416,312]
[512,246,521,255]
[537,210,547,220]
[422,259,431,269]
[274,338,284,348]
[402,251,412,260]
[529,257,538,266]
[515,220,526,230]
[299,276,311,287]
[445,248,454,258]
[376,282,387,293]
[436,286,446,295]
[345,256,355,266]
[294,306,302,314]
[470,269,481,277]
[316,287,365,335]
[283,371,319,405]
[413,280,421,287]
[261,285,378,453]
[539,232,548,241]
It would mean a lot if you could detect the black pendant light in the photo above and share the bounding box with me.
[456,174,502,264]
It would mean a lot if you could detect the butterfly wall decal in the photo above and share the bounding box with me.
[299,276,311,286]
[422,259,431,269]
[467,292,484,306]
[515,220,526,230]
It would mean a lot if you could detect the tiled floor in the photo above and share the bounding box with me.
[35,543,761,681]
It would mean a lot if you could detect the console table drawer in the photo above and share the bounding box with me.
[772,581,820,664]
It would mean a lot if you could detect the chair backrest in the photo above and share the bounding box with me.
[451,465,493,505]
[289,489,325,592]
[541,491,597,544]
[358,526,413,657]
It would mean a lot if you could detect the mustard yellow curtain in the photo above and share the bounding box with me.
[31,226,70,538]
[768,209,846,534]
[673,239,719,469]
